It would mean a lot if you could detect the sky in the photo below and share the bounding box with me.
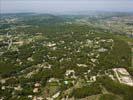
[1,0,133,13]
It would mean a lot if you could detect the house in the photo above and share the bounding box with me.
[28,95,33,98]
[33,96,44,100]
[14,85,22,91]
[48,78,59,83]
[33,88,39,93]
[77,64,87,67]
[90,76,96,82]
[52,91,60,99]
[34,82,41,87]
[1,86,5,90]
[65,70,77,79]
[65,70,75,76]
[98,48,108,52]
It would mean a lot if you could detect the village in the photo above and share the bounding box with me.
[0,13,133,100]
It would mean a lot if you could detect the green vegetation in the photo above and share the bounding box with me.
[72,83,101,98]
[99,94,122,100]
[0,13,132,100]
[98,76,133,100]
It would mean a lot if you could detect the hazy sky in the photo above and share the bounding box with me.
[1,0,133,13]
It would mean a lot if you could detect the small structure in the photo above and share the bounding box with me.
[48,78,59,83]
[33,88,39,93]
[36,32,42,35]
[27,57,34,62]
[1,86,5,90]
[89,76,96,82]
[65,70,75,76]
[98,48,108,52]
[77,64,87,67]
[33,96,44,100]
[0,79,6,84]
[33,82,41,93]
[47,42,56,47]
[52,91,60,99]
[14,85,22,91]
[28,95,33,98]
[91,59,97,63]
[65,70,77,79]
[64,81,68,85]
[34,82,41,87]
[13,41,24,46]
